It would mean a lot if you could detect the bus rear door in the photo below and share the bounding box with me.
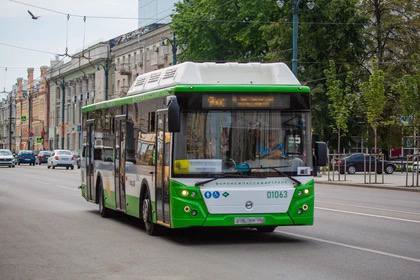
[155,110,171,226]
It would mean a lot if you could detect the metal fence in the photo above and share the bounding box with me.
[327,153,348,182]
[363,153,385,184]
[405,154,419,188]
[326,151,386,184]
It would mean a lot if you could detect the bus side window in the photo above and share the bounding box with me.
[94,148,101,160]
[126,121,136,163]
[148,112,155,132]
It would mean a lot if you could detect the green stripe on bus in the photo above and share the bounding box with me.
[82,84,309,113]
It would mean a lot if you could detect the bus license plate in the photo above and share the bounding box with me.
[234,217,265,225]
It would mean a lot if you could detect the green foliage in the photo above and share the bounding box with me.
[361,62,386,130]
[172,0,275,62]
[395,74,420,126]
[324,60,354,135]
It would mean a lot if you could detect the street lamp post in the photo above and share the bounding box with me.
[161,33,178,65]
[276,0,315,77]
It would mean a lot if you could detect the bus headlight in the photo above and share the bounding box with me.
[303,189,309,195]
[184,206,191,213]
[302,204,309,211]
[181,190,189,197]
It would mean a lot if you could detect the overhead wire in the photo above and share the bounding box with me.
[9,0,164,21]
[9,0,367,25]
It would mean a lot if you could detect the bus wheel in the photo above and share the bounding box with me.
[142,193,159,236]
[256,226,277,233]
[98,183,110,218]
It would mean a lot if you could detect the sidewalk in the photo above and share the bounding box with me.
[314,172,420,192]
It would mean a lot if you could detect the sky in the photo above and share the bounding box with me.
[0,0,143,99]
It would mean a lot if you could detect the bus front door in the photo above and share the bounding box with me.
[155,110,171,226]
[114,116,126,211]
[85,120,94,201]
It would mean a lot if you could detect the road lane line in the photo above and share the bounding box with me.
[276,230,420,263]
[31,179,78,192]
[316,207,420,224]
[317,201,420,215]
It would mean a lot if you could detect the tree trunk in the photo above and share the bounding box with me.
[374,126,378,155]
[338,128,341,155]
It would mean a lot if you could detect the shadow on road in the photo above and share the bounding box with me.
[85,209,305,246]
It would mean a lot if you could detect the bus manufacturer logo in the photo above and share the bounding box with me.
[222,192,230,197]
[245,201,253,209]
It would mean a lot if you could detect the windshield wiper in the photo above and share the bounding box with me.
[249,166,302,186]
[194,173,262,187]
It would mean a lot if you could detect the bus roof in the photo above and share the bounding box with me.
[127,62,300,96]
[82,62,310,113]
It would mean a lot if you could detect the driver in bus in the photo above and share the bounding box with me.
[259,135,284,159]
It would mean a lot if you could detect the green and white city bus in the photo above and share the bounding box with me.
[80,62,327,235]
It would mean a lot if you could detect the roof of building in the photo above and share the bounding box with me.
[127,62,301,96]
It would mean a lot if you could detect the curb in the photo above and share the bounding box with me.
[315,180,420,192]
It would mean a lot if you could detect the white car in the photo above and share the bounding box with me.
[47,150,76,170]
[0,149,15,168]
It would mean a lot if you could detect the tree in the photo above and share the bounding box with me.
[394,73,420,152]
[361,0,419,74]
[361,62,386,154]
[171,0,275,62]
[324,60,355,153]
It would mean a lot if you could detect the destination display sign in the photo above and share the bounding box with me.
[202,94,291,109]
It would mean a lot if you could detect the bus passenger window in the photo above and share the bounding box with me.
[148,112,156,132]
[94,149,102,160]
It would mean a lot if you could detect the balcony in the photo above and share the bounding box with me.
[117,63,132,76]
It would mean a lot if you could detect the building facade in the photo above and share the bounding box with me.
[15,67,49,151]
[47,43,112,153]
[138,0,178,27]
[111,24,174,99]
[0,88,16,151]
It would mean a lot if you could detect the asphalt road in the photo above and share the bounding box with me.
[1,165,419,280]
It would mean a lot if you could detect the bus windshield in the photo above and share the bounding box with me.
[174,110,312,177]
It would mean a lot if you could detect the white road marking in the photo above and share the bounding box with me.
[31,179,78,191]
[276,230,420,263]
[317,200,420,216]
[316,207,420,224]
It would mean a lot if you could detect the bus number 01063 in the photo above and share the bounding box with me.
[266,191,288,199]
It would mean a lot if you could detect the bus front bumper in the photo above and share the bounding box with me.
[170,179,315,229]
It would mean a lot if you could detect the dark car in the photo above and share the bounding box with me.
[17,150,36,166]
[36,150,52,165]
[337,153,396,174]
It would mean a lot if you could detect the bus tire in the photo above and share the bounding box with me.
[256,226,277,233]
[98,182,110,218]
[142,191,159,236]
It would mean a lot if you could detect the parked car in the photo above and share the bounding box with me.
[47,150,76,169]
[17,150,36,166]
[0,149,16,168]
[338,153,396,174]
[36,150,52,165]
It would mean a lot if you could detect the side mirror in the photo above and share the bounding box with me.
[167,96,180,132]
[314,141,328,166]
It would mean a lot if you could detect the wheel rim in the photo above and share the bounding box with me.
[349,166,356,174]
[386,166,393,173]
